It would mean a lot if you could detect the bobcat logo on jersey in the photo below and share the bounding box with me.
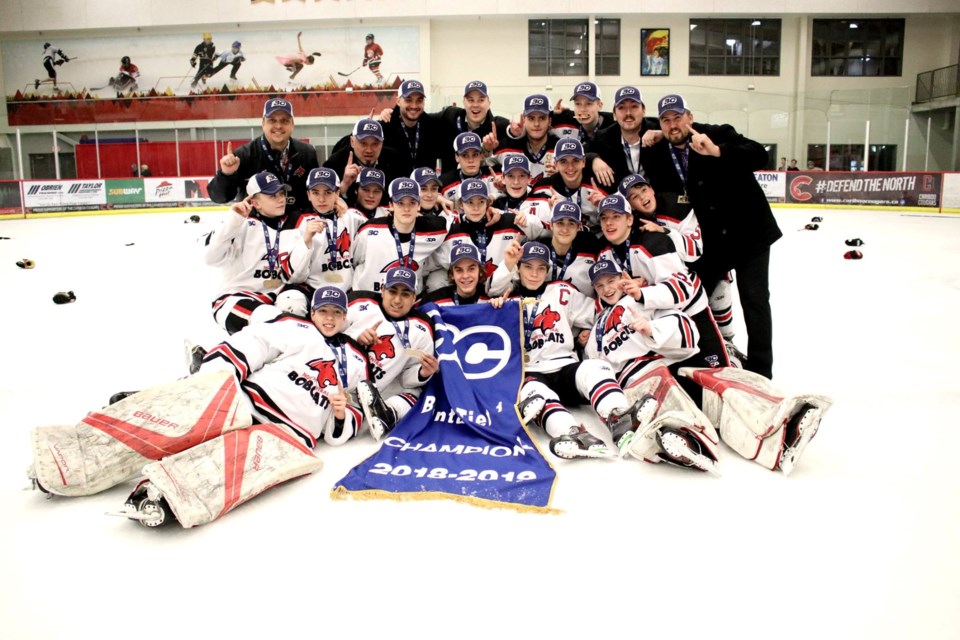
[258,251,291,277]
[326,230,351,260]
[306,359,339,389]
[369,334,396,362]
[604,306,626,333]
[533,306,561,332]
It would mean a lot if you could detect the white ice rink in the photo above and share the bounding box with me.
[1,206,958,640]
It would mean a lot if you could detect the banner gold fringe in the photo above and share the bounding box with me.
[330,485,561,515]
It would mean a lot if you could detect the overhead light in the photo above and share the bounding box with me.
[568,62,575,67]
[690,24,697,31]
[752,20,761,26]
[865,56,871,61]
[574,48,581,54]
[726,38,737,46]
[849,22,858,29]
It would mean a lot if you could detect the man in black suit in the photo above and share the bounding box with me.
[641,94,782,378]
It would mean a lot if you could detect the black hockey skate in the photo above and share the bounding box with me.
[548,425,614,460]
[110,480,175,528]
[184,340,207,375]
[605,394,658,455]
[656,427,720,475]
[517,394,546,426]
[779,404,820,477]
[358,381,396,441]
[108,390,140,405]
[724,340,747,369]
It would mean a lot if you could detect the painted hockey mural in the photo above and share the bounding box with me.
[2,26,421,126]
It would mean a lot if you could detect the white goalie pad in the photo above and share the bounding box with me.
[140,423,323,528]
[679,367,832,473]
[29,371,251,497]
[621,363,721,467]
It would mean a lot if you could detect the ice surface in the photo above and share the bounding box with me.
[1,207,958,639]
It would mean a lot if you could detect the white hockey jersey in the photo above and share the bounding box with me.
[297,208,368,291]
[531,170,608,234]
[203,211,311,296]
[350,215,448,294]
[509,281,595,374]
[639,209,703,264]
[584,297,700,387]
[344,292,436,394]
[199,315,369,448]
[428,213,546,291]
[597,230,707,317]
[487,231,599,299]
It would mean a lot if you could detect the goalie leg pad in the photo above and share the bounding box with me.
[139,423,323,528]
[29,371,251,497]
[679,367,832,472]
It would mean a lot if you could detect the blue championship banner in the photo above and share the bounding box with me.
[332,300,558,512]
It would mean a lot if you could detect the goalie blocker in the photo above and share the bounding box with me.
[28,371,251,497]
[680,367,832,476]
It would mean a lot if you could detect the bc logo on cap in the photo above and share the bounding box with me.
[395,268,414,279]
[575,83,593,93]
[264,174,278,184]
[560,141,578,151]
[621,87,637,95]
[409,81,423,89]
[465,182,484,191]
[368,169,384,179]
[662,96,678,105]
[397,180,416,190]
[529,97,545,106]
[466,81,484,90]
[558,203,577,213]
[529,245,547,255]
[362,122,379,132]
[269,99,287,108]
[320,289,340,299]
[505,156,523,166]
[453,245,472,256]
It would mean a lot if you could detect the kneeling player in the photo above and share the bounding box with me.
[503,241,648,460]
[345,267,439,440]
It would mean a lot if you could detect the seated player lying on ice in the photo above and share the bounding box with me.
[27,287,372,529]
[585,259,832,475]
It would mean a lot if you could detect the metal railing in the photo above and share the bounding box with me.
[915,63,960,103]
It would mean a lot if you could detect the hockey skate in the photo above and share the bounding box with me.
[724,340,747,369]
[358,381,396,441]
[605,394,658,456]
[779,404,821,477]
[108,390,140,405]
[516,394,546,426]
[549,425,615,460]
[107,480,175,528]
[184,340,207,375]
[656,427,721,476]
